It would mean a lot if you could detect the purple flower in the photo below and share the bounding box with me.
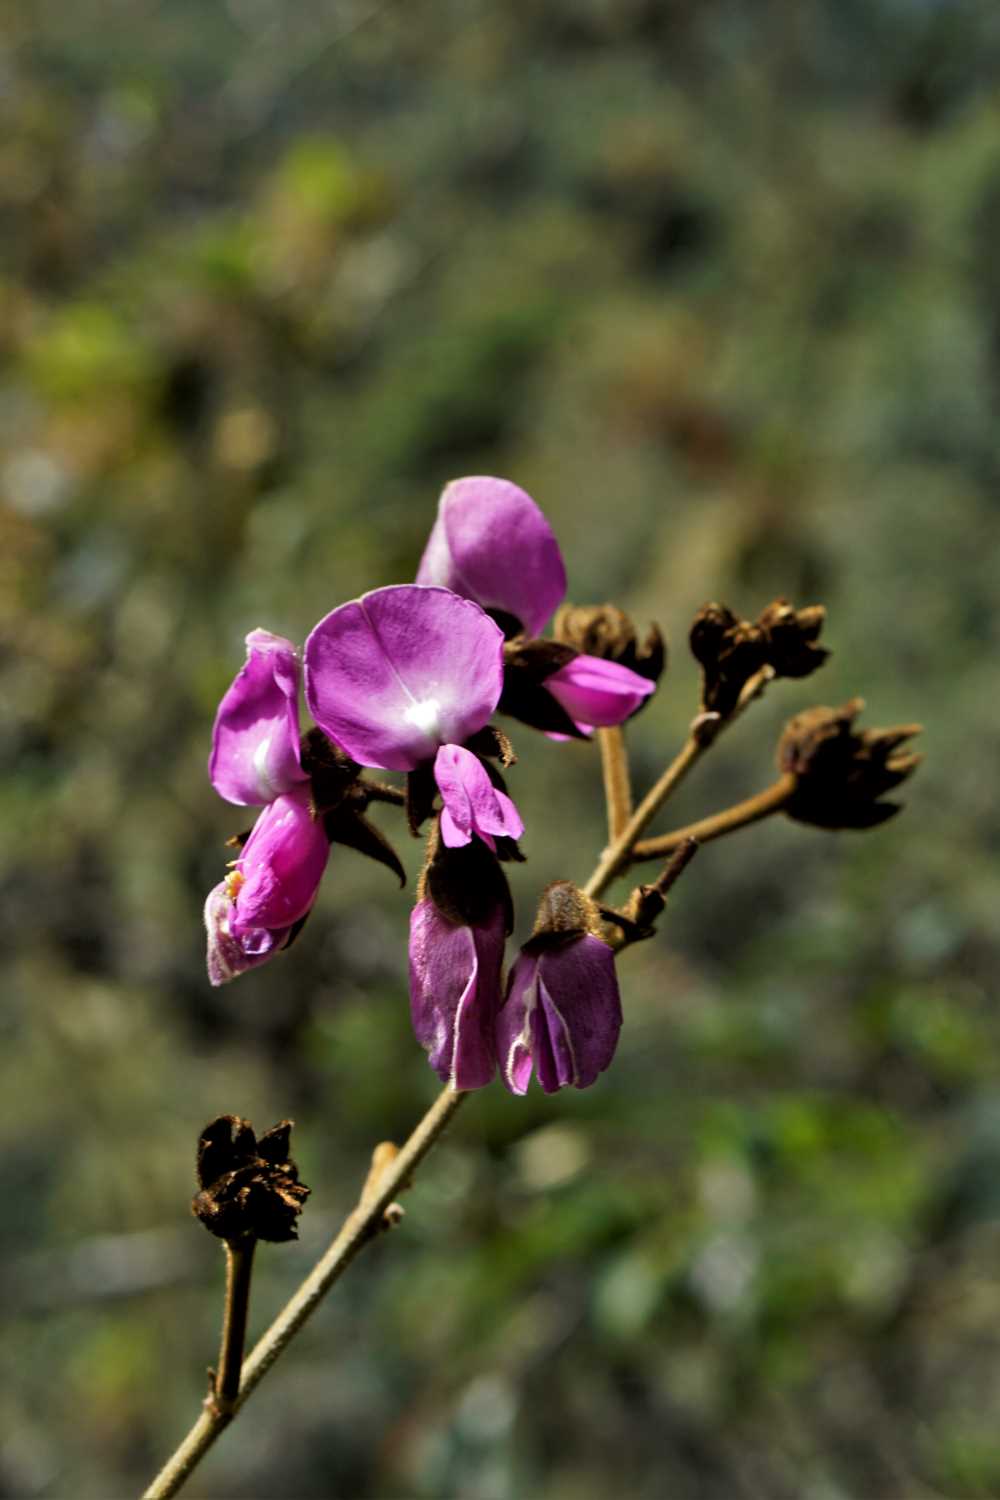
[409,897,506,1089]
[304,584,520,848]
[497,935,622,1094]
[210,629,308,807]
[543,654,656,735]
[433,744,523,850]
[205,788,329,986]
[416,477,567,637]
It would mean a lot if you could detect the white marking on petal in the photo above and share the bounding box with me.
[404,697,443,742]
[251,734,281,800]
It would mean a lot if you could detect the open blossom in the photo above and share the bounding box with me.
[416,476,658,735]
[205,788,329,986]
[409,897,506,1089]
[497,934,622,1095]
[417,476,566,638]
[209,629,308,806]
[304,584,522,847]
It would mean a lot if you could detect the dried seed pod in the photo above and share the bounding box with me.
[192,1115,310,1243]
[778,698,922,829]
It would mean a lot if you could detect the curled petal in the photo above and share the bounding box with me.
[304,585,505,771]
[205,882,295,987]
[231,788,330,935]
[544,655,656,734]
[433,744,524,851]
[408,898,505,1089]
[206,792,329,986]
[417,477,567,637]
[210,629,307,806]
[497,935,622,1095]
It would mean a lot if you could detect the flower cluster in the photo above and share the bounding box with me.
[205,478,654,1094]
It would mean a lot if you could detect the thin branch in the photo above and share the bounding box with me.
[584,666,779,900]
[631,774,797,861]
[598,727,632,841]
[142,1088,467,1499]
[214,1239,256,1414]
[584,733,703,900]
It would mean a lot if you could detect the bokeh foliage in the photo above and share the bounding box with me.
[2,2,1000,1496]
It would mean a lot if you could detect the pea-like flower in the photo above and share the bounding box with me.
[205,788,330,985]
[496,881,623,1094]
[417,476,567,638]
[209,629,309,806]
[206,630,330,985]
[497,934,622,1094]
[542,654,655,735]
[303,584,523,847]
[416,476,660,737]
[408,898,506,1089]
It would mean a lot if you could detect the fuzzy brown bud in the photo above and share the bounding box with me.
[689,603,768,718]
[690,596,828,718]
[192,1115,310,1244]
[778,698,922,829]
[756,599,828,680]
[553,603,666,683]
[523,880,608,954]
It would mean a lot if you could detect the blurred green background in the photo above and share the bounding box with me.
[2,2,1000,1496]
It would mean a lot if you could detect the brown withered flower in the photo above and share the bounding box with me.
[778,698,922,829]
[690,596,828,721]
[553,603,666,685]
[192,1115,310,1243]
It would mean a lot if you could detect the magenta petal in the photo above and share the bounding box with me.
[230,788,329,934]
[304,585,505,771]
[209,629,307,806]
[496,953,538,1095]
[497,935,622,1093]
[544,655,656,729]
[204,881,293,987]
[416,477,567,637]
[408,899,505,1089]
[433,744,524,850]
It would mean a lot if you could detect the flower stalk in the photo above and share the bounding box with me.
[598,726,632,841]
[213,1238,256,1415]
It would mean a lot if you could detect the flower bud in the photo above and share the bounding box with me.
[690,596,828,719]
[554,603,665,684]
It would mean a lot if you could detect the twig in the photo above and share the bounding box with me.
[213,1240,256,1415]
[584,667,778,900]
[142,1089,467,1499]
[584,733,703,900]
[631,774,797,861]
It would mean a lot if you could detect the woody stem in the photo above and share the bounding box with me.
[584,734,703,900]
[630,774,797,861]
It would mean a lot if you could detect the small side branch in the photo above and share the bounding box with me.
[142,1088,467,1500]
[631,774,796,861]
[213,1239,256,1415]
